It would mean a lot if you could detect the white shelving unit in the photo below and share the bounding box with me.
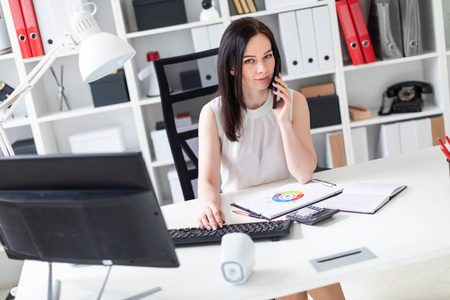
[0,0,449,205]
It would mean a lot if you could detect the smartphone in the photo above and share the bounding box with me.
[271,58,280,109]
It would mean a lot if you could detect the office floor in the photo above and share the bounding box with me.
[341,254,450,299]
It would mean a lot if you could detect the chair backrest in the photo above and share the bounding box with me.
[153,48,219,201]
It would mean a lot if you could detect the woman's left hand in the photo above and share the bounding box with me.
[271,74,292,125]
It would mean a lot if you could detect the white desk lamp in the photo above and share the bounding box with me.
[0,2,136,156]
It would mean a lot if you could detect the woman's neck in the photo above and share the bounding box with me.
[243,88,269,110]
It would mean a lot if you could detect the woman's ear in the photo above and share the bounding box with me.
[230,67,235,76]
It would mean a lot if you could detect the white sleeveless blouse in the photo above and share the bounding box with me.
[209,89,293,193]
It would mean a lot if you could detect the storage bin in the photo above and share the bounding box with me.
[307,95,341,129]
[89,69,130,107]
[69,126,126,154]
[167,168,184,203]
[151,129,173,162]
[132,0,187,31]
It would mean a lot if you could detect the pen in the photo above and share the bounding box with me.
[232,210,266,220]
[312,178,336,187]
[440,146,450,160]
[446,136,450,145]
[348,105,367,112]
[437,138,450,157]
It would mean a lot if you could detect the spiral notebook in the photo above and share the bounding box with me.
[320,182,407,214]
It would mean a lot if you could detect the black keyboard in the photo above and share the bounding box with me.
[169,220,293,246]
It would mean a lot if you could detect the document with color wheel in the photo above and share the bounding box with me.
[231,181,343,220]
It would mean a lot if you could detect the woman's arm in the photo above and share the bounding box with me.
[197,104,225,229]
[272,75,317,183]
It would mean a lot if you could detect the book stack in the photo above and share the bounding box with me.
[232,0,257,14]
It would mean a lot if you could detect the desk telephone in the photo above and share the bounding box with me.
[378,81,432,115]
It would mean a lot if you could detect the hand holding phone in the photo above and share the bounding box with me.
[271,58,280,109]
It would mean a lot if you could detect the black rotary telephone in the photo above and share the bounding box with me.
[378,81,432,115]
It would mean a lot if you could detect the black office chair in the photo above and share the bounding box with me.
[154,48,219,201]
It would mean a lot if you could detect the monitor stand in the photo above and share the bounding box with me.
[46,261,162,300]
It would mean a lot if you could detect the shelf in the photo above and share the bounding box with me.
[350,105,443,128]
[0,51,14,61]
[152,159,174,168]
[283,69,336,82]
[311,124,343,135]
[37,102,133,123]
[140,96,161,106]
[126,19,225,39]
[22,48,79,64]
[2,115,30,129]
[343,51,439,73]
[229,2,327,21]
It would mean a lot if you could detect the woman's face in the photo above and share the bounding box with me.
[239,33,275,92]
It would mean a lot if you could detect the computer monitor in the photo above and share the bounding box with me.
[0,152,179,268]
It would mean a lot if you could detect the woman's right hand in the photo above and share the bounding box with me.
[197,199,226,230]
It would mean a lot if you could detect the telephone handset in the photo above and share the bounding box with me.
[271,58,281,109]
[378,81,432,115]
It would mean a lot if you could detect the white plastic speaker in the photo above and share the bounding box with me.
[220,233,255,284]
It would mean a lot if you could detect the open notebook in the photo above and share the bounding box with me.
[320,182,407,214]
[231,180,343,220]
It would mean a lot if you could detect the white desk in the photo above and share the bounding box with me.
[15,147,450,299]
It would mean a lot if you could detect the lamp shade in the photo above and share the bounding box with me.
[78,32,135,83]
[71,3,136,83]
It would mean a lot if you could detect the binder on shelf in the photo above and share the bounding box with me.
[191,25,220,88]
[413,118,432,150]
[246,0,257,13]
[8,0,32,58]
[377,123,401,158]
[207,23,224,49]
[19,0,44,57]
[351,127,369,164]
[326,131,346,169]
[191,26,210,52]
[0,5,12,54]
[398,120,416,153]
[191,24,224,51]
[278,11,304,76]
[239,0,250,14]
[232,0,243,14]
[296,9,319,73]
[430,116,446,147]
[312,6,335,71]
[347,0,376,63]
[33,0,82,55]
[336,0,365,65]
[399,0,422,57]
[368,0,403,60]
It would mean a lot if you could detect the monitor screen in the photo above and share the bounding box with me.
[0,152,179,268]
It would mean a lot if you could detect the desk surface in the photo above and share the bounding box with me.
[15,147,450,299]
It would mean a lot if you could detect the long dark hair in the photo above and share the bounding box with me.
[217,17,281,142]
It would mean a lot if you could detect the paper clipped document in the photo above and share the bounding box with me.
[231,181,343,220]
[320,182,407,214]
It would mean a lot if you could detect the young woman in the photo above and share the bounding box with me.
[197,17,345,300]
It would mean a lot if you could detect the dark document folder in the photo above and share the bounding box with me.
[399,0,422,56]
[368,0,403,60]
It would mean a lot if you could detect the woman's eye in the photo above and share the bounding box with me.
[244,58,254,64]
[264,54,273,59]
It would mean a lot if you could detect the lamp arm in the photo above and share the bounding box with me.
[0,33,74,121]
